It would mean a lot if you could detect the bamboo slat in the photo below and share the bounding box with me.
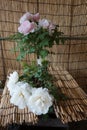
[48,64,87,123]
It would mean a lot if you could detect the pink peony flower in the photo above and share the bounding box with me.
[39,19,50,29]
[33,13,40,22]
[19,12,33,24]
[49,22,56,31]
[18,20,35,35]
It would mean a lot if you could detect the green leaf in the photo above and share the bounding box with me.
[39,38,49,48]
[28,47,36,53]
[17,49,27,61]
[39,49,49,58]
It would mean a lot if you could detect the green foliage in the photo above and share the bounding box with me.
[19,61,66,101]
[11,26,64,61]
[8,14,67,103]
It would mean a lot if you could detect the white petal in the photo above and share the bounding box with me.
[27,87,53,115]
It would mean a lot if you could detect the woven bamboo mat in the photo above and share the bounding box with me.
[48,65,87,123]
[0,70,38,127]
[0,65,87,127]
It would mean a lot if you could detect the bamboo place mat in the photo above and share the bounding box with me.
[0,65,87,127]
[48,65,87,123]
[0,72,38,127]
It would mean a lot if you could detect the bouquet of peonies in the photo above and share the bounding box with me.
[7,71,53,115]
[10,12,64,60]
[7,12,65,116]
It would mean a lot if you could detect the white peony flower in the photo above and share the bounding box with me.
[7,71,19,84]
[7,71,19,95]
[27,87,54,115]
[7,81,16,96]
[10,82,32,109]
